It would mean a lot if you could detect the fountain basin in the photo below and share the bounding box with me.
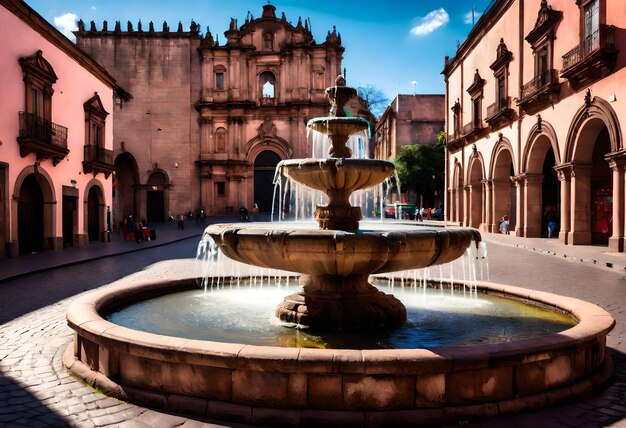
[65,277,614,426]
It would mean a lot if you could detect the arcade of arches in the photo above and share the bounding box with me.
[447,97,625,252]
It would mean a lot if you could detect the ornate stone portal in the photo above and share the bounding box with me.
[207,77,480,330]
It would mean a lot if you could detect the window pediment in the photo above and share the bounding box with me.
[466,69,485,97]
[526,0,563,48]
[490,39,513,72]
[18,50,58,86]
[84,92,109,120]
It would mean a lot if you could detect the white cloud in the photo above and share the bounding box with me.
[91,6,97,10]
[53,12,78,41]
[463,10,482,25]
[410,8,450,37]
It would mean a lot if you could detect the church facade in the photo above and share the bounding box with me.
[75,4,344,224]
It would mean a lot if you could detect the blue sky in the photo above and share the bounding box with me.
[26,0,493,101]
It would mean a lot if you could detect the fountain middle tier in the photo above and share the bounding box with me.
[279,158,395,230]
[205,223,480,330]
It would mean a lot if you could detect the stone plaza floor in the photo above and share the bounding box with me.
[0,220,625,427]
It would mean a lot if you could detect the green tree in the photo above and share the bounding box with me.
[394,131,446,208]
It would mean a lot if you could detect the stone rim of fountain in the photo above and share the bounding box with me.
[65,276,615,426]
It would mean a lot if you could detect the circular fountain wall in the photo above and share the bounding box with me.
[65,275,614,426]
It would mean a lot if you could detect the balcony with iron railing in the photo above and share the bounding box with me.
[83,144,114,178]
[485,96,515,130]
[561,25,617,88]
[17,111,69,165]
[518,69,561,114]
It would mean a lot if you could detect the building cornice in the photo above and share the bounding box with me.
[442,0,515,78]
[1,0,117,88]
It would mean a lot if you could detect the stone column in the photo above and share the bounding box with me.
[608,154,626,252]
[511,175,525,237]
[569,165,592,245]
[482,178,493,232]
[555,164,572,245]
[524,174,544,238]
[464,184,472,227]
[447,187,455,223]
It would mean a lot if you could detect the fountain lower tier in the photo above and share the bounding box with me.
[205,224,480,330]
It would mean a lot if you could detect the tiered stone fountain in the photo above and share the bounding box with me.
[65,77,615,427]
[207,76,479,331]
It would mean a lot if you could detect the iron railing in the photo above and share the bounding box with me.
[562,25,615,71]
[520,69,558,100]
[84,144,113,166]
[18,111,68,150]
[486,96,511,119]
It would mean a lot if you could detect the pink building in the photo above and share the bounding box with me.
[444,0,626,251]
[0,0,117,257]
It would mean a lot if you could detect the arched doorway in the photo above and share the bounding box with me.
[467,158,484,229]
[146,171,167,222]
[87,187,101,241]
[541,148,559,238]
[523,127,561,238]
[254,150,281,212]
[591,129,612,245]
[451,162,464,223]
[492,146,515,232]
[18,174,44,254]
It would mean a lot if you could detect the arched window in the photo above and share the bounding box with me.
[263,32,274,51]
[215,127,227,152]
[259,71,276,100]
[214,65,226,90]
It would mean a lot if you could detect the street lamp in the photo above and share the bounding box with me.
[411,80,417,95]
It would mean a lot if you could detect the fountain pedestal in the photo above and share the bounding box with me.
[276,274,406,330]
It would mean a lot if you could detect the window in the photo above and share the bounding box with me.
[262,80,275,98]
[31,88,41,117]
[214,65,226,91]
[263,32,274,50]
[497,75,506,102]
[19,50,57,122]
[466,69,485,131]
[216,182,226,197]
[82,93,112,176]
[215,127,227,152]
[583,0,599,51]
[489,38,513,105]
[473,98,481,128]
[259,71,276,100]
[84,93,108,149]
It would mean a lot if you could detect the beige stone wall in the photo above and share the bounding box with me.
[77,5,345,218]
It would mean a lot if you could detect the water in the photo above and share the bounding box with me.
[106,281,575,350]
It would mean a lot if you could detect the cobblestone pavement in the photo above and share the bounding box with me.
[0,227,625,427]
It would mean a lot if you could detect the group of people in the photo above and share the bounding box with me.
[168,208,207,230]
[414,206,443,221]
[121,215,150,243]
[498,204,560,237]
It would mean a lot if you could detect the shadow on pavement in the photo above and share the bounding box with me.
[0,373,69,427]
